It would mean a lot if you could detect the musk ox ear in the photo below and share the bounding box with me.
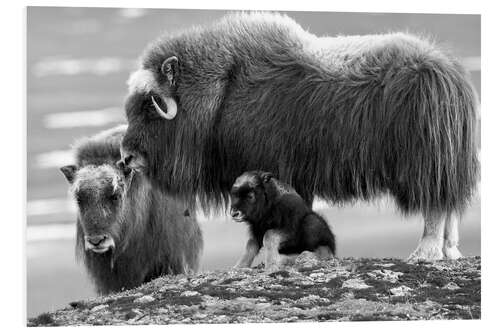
[261,172,273,183]
[60,165,77,183]
[161,56,178,86]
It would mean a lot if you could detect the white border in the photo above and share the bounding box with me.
[2,0,498,331]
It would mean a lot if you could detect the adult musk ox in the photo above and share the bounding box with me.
[120,12,479,261]
[60,125,202,294]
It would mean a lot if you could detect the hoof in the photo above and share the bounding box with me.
[443,246,463,260]
[265,264,281,272]
[232,264,251,270]
[264,260,281,272]
[279,254,299,266]
[408,240,444,262]
[232,261,252,270]
[315,246,334,260]
[231,267,252,274]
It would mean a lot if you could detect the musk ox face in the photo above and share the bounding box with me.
[120,56,180,179]
[230,171,274,223]
[61,164,128,254]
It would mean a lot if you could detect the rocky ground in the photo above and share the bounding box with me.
[28,255,481,326]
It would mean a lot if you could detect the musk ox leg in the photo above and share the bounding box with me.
[280,254,300,266]
[443,212,463,260]
[315,246,334,260]
[233,238,260,268]
[408,212,446,261]
[262,229,285,271]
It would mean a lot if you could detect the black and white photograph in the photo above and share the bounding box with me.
[11,0,491,328]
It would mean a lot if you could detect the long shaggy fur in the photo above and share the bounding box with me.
[73,126,203,294]
[123,12,479,217]
[230,171,337,255]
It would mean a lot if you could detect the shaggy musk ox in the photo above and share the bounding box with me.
[60,125,202,294]
[230,171,336,270]
[120,13,479,261]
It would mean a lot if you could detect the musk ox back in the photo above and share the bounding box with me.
[120,13,479,261]
[60,125,203,294]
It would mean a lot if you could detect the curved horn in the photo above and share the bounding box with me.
[165,97,177,119]
[151,96,177,120]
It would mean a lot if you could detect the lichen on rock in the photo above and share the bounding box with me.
[28,257,481,326]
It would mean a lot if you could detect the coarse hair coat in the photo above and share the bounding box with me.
[68,125,203,294]
[122,12,479,218]
[230,171,337,255]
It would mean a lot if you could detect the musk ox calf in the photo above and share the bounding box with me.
[60,125,202,294]
[119,12,479,261]
[230,171,336,270]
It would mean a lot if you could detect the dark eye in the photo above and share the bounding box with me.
[109,193,120,202]
[75,193,84,205]
[247,192,255,201]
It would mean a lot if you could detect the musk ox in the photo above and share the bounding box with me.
[230,171,336,270]
[60,125,203,294]
[119,12,479,261]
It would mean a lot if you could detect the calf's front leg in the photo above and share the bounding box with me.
[262,229,286,271]
[233,237,260,268]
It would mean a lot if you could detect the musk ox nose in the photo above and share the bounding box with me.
[120,154,134,167]
[230,208,244,221]
[116,159,126,170]
[117,154,135,175]
[85,235,107,246]
[116,159,132,177]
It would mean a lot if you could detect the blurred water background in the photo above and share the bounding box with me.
[26,7,480,317]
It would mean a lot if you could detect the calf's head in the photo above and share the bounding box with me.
[60,164,128,254]
[229,171,274,223]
